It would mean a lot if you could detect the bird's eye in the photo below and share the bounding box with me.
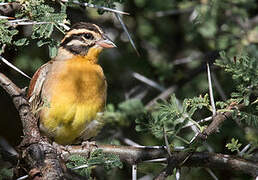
[83,33,94,40]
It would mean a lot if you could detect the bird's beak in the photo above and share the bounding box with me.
[96,35,117,48]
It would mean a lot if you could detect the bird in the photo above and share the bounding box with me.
[27,22,116,145]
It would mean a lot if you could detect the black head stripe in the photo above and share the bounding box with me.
[62,43,95,55]
[60,34,83,47]
[70,22,102,34]
[60,33,95,47]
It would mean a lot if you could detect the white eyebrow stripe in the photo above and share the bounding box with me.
[67,39,85,46]
[61,30,102,44]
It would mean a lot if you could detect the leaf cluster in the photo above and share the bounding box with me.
[103,99,145,126]
[215,52,258,106]
[0,0,68,57]
[66,149,122,177]
[136,94,210,140]
[215,52,258,128]
[0,20,19,54]
[226,138,242,153]
[188,0,257,51]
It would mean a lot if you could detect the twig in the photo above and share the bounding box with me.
[115,13,140,56]
[239,144,251,157]
[205,168,218,180]
[176,168,180,180]
[207,63,216,116]
[132,72,165,92]
[0,55,31,79]
[0,137,18,156]
[61,0,129,15]
[199,103,245,140]
[163,126,172,157]
[174,135,189,145]
[0,3,9,5]
[7,20,50,26]
[182,116,212,129]
[189,133,199,144]
[143,158,167,163]
[72,164,89,170]
[154,152,189,180]
[145,86,177,109]
[7,18,28,23]
[125,85,149,100]
[139,175,154,180]
[172,52,201,65]
[58,23,70,31]
[122,138,142,147]
[121,138,184,151]
[133,89,148,100]
[0,15,15,19]
[132,164,137,180]
[16,175,29,180]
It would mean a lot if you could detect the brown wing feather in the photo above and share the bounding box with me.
[27,62,50,113]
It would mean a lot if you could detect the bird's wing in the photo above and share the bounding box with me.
[27,62,50,113]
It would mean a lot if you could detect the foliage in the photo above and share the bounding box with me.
[215,52,258,127]
[215,52,258,106]
[66,149,122,177]
[232,109,258,128]
[0,0,258,179]
[226,138,242,153]
[0,0,126,57]
[136,94,210,140]
[103,99,145,126]
[0,0,67,57]
[0,168,13,180]
[0,20,19,54]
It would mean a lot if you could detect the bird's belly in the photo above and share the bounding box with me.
[40,62,106,144]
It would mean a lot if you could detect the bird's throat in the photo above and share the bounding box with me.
[84,47,103,64]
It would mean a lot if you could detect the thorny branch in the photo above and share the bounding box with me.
[0,70,258,179]
[0,73,85,180]
[198,103,245,140]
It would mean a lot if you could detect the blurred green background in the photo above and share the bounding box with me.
[0,0,257,179]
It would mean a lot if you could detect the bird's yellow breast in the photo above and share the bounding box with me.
[40,56,106,144]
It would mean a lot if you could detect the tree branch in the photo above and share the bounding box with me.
[0,72,39,145]
[0,72,257,179]
[199,103,245,140]
[59,144,258,177]
[0,73,85,180]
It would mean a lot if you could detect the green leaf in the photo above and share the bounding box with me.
[37,39,50,47]
[226,138,242,152]
[14,38,29,46]
[66,150,122,178]
[48,44,58,58]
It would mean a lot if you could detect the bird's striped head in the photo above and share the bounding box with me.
[60,22,116,57]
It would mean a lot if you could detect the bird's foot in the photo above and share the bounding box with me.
[81,140,97,150]
[52,142,70,156]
